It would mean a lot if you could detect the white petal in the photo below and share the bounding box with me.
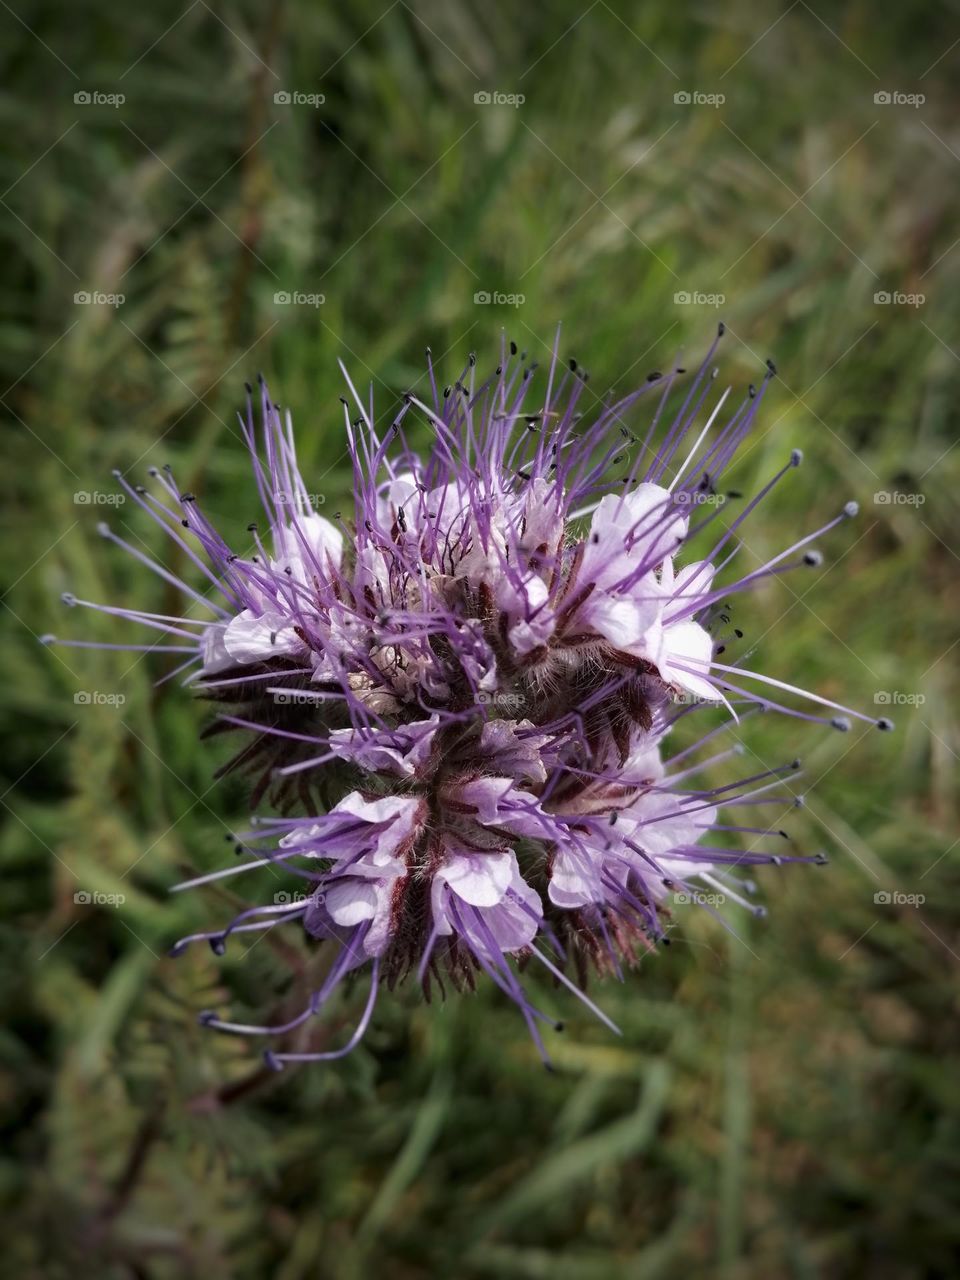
[324,879,378,926]
[299,512,343,571]
[439,851,513,907]
[223,609,302,664]
[548,847,603,908]
[660,620,720,702]
[200,624,232,675]
[481,876,541,952]
[674,559,716,601]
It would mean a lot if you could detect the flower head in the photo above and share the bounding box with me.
[50,327,892,1066]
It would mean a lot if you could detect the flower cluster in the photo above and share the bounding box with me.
[50,326,892,1067]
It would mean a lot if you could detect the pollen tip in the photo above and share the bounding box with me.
[803,549,823,567]
[197,1009,218,1026]
[61,592,77,606]
[814,851,829,866]
[39,633,56,645]
[843,500,859,518]
[263,1050,284,1072]
[791,757,802,770]
[753,904,768,919]
[831,716,851,732]
[209,936,226,956]
[876,717,895,731]
[96,522,111,537]
[111,467,122,478]
[717,320,726,336]
[765,357,777,376]
[793,794,806,808]
[790,448,803,466]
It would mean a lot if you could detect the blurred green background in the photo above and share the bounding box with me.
[2,2,958,1276]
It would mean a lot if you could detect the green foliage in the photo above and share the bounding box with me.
[1,1,958,1276]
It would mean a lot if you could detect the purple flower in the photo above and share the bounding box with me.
[49,327,893,1067]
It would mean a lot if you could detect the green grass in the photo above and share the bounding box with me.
[2,2,958,1276]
